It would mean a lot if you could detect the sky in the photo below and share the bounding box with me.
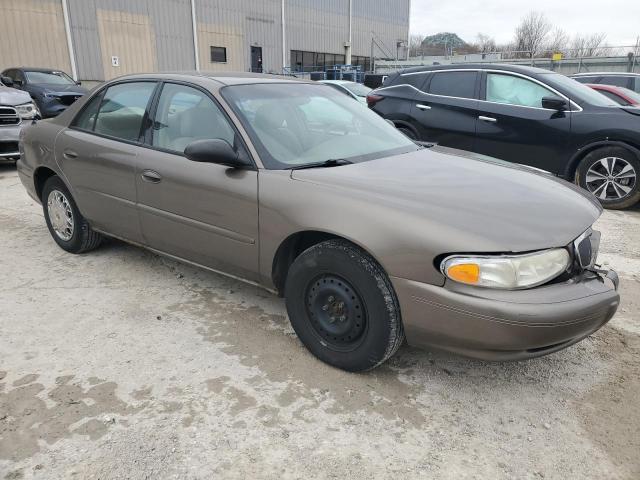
[410,1,640,47]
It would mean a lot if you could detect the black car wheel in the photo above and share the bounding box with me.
[284,239,404,372]
[397,126,417,140]
[576,146,640,209]
[42,176,102,253]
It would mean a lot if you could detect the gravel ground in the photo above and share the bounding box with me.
[0,164,638,480]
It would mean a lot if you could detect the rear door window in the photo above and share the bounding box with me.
[634,78,640,93]
[93,82,156,142]
[428,71,477,99]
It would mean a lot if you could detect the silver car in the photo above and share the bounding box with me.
[17,73,620,371]
[0,76,39,162]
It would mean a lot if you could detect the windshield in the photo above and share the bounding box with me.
[222,83,418,169]
[342,82,373,97]
[25,70,75,85]
[542,73,619,107]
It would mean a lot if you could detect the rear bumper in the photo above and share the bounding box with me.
[392,273,620,361]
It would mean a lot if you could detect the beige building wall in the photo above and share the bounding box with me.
[97,9,158,80]
[197,23,245,72]
[0,0,71,72]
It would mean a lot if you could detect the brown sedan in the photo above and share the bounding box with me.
[17,73,620,371]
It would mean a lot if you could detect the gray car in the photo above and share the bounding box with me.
[0,76,40,162]
[17,73,620,371]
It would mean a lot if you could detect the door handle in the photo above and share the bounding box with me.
[141,169,162,183]
[478,116,497,123]
[416,104,432,110]
[63,150,78,159]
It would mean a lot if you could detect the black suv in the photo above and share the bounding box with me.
[571,72,640,93]
[368,64,640,209]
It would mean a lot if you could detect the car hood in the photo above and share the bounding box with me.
[291,146,602,252]
[0,85,31,106]
[29,83,87,95]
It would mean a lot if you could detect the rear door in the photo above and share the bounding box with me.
[135,82,259,281]
[474,71,572,174]
[56,81,158,242]
[408,70,479,151]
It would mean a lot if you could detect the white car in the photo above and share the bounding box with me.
[0,76,39,162]
[318,80,372,105]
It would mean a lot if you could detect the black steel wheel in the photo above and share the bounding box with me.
[306,274,367,351]
[285,239,404,372]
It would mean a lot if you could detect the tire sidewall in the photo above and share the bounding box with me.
[576,146,640,209]
[42,176,86,252]
[285,241,401,372]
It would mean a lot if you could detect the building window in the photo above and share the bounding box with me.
[290,50,373,73]
[210,46,227,63]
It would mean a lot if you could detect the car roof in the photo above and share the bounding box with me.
[571,72,640,77]
[112,72,309,86]
[11,67,70,73]
[393,63,555,76]
[320,80,353,85]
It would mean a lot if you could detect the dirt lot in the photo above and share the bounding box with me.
[0,163,639,480]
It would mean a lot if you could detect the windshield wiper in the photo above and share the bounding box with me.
[290,158,354,170]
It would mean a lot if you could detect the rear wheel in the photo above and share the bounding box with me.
[284,239,404,372]
[397,126,417,140]
[42,176,102,253]
[576,146,640,209]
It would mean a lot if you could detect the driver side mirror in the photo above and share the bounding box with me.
[542,96,569,111]
[184,139,252,169]
[76,80,82,85]
[1,76,13,87]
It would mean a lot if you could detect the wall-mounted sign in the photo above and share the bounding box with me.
[111,56,120,67]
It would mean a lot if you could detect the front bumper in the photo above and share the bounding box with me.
[0,122,23,161]
[392,272,620,360]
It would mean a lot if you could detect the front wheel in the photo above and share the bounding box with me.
[576,146,640,209]
[284,239,404,372]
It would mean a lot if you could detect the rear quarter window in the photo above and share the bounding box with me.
[384,72,428,90]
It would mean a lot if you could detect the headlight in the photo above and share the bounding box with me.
[441,248,570,289]
[15,102,39,119]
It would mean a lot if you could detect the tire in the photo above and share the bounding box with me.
[42,176,102,253]
[576,146,640,209]
[284,239,404,372]
[397,126,417,140]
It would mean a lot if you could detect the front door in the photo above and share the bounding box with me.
[474,72,572,175]
[408,70,479,151]
[136,82,259,280]
[56,81,158,243]
[251,46,263,73]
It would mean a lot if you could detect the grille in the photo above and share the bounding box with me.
[0,106,20,126]
[0,142,19,155]
[58,94,82,106]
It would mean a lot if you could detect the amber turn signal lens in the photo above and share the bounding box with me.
[446,263,480,284]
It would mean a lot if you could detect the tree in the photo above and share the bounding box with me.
[545,27,569,56]
[408,33,425,58]
[514,11,552,58]
[474,33,497,53]
[571,33,607,57]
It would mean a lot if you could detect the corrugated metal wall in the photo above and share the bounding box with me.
[0,0,410,81]
[0,0,72,74]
